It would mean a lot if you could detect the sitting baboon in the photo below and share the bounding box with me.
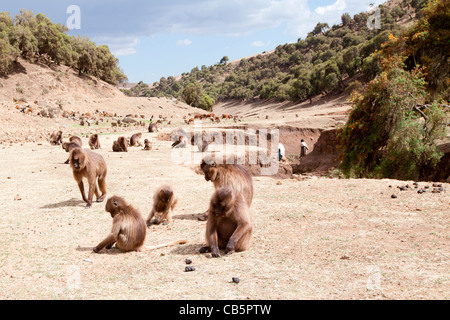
[148,123,158,133]
[199,156,253,221]
[199,187,253,257]
[88,134,101,150]
[146,185,178,226]
[50,130,63,145]
[143,139,152,151]
[112,136,128,152]
[129,133,143,147]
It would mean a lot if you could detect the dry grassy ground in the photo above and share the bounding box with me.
[0,128,448,300]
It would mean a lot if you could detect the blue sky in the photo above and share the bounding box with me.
[2,0,384,84]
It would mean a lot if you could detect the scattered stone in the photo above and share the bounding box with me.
[417,189,426,194]
[232,277,240,284]
[185,258,192,265]
[340,255,350,260]
[185,266,195,272]
[391,194,398,199]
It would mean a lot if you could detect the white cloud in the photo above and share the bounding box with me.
[176,39,193,46]
[251,40,271,47]
[72,0,385,42]
[93,36,139,56]
[315,0,347,15]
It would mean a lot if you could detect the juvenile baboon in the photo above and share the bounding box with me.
[93,196,147,253]
[143,139,152,150]
[199,157,253,220]
[146,185,178,226]
[112,136,128,152]
[199,187,253,257]
[50,130,63,145]
[129,133,143,147]
[69,147,107,209]
[88,134,101,150]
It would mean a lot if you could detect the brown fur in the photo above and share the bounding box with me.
[199,157,253,220]
[129,133,143,147]
[112,136,128,152]
[88,134,101,150]
[93,196,146,253]
[50,130,63,145]
[148,123,158,133]
[62,141,82,164]
[199,187,253,257]
[143,139,152,150]
[69,136,82,146]
[69,147,107,208]
[146,185,178,226]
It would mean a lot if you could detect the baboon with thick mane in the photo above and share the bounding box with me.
[199,156,254,220]
[199,187,253,257]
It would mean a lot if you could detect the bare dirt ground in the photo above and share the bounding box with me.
[0,59,448,300]
[0,127,448,300]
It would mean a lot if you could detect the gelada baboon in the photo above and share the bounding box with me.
[93,196,146,253]
[88,134,101,150]
[199,187,252,257]
[50,130,63,145]
[62,141,81,164]
[112,136,128,152]
[69,136,82,146]
[143,139,152,151]
[129,133,143,147]
[199,157,253,220]
[148,123,158,133]
[69,147,107,209]
[93,196,188,253]
[146,185,178,226]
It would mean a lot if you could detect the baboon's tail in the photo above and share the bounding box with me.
[144,239,188,251]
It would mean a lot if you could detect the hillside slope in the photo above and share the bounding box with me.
[0,58,207,144]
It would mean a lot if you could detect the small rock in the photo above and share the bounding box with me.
[391,194,398,199]
[232,277,240,284]
[185,258,192,265]
[185,266,195,272]
[340,255,350,260]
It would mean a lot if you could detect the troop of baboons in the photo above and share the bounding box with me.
[51,125,254,257]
